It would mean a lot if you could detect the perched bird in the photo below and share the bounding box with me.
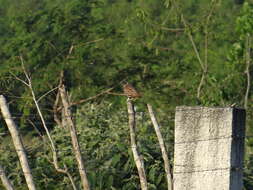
[123,83,141,99]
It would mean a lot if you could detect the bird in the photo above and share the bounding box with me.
[123,83,141,99]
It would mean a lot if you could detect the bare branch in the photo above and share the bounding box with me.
[16,60,77,189]
[59,84,90,190]
[47,157,77,190]
[159,26,185,32]
[0,164,14,190]
[64,164,78,190]
[27,119,46,142]
[68,45,74,56]
[180,15,205,98]
[127,99,148,190]
[20,56,31,85]
[37,87,59,103]
[75,38,104,48]
[244,35,251,109]
[171,0,217,98]
[181,16,204,70]
[147,104,173,190]
[53,90,63,127]
[0,95,36,190]
[71,78,128,106]
[9,72,29,87]
[70,87,114,106]
[197,72,206,98]
[197,0,217,98]
[56,39,104,58]
[106,92,126,96]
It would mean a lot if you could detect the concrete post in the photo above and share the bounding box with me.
[174,106,245,190]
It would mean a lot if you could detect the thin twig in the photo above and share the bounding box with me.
[70,87,115,106]
[197,1,217,98]
[75,38,104,48]
[106,92,126,96]
[20,56,31,83]
[70,78,127,106]
[9,72,29,87]
[159,26,185,32]
[56,39,104,59]
[181,16,204,70]
[37,87,59,103]
[27,119,45,141]
[173,0,217,98]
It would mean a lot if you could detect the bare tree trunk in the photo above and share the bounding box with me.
[0,164,14,190]
[59,84,90,190]
[127,99,148,190]
[0,95,36,190]
[147,104,173,190]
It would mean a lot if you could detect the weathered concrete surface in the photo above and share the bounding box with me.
[174,106,245,190]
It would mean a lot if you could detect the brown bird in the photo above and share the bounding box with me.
[123,83,141,99]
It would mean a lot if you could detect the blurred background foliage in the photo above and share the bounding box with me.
[0,0,253,189]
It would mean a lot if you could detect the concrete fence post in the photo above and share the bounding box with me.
[174,106,246,190]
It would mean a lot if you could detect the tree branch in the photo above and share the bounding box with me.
[0,95,36,190]
[59,84,90,190]
[147,104,173,190]
[0,164,14,190]
[127,99,148,190]
[244,35,251,109]
[70,87,115,106]
[17,57,77,189]
[37,87,59,103]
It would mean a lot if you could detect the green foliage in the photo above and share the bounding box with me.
[0,0,253,189]
[1,102,173,189]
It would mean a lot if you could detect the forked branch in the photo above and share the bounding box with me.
[15,56,77,190]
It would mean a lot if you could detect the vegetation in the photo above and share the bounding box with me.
[0,0,252,189]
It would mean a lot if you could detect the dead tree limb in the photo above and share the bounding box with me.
[15,57,77,190]
[59,84,90,190]
[127,99,148,190]
[0,164,14,190]
[147,104,173,190]
[244,35,251,109]
[0,95,36,190]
